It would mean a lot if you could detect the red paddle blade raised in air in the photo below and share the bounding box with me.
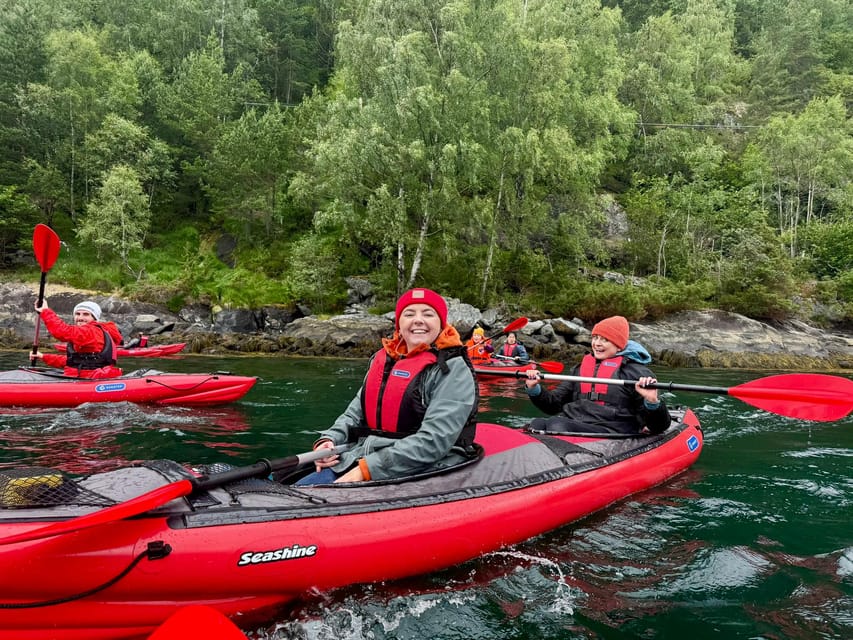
[728,373,853,422]
[502,317,528,333]
[486,318,529,341]
[32,224,61,272]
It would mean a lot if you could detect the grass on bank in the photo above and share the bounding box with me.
[8,224,852,328]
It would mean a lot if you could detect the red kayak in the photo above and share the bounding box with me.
[0,368,256,407]
[473,359,537,375]
[0,410,702,638]
[54,343,187,358]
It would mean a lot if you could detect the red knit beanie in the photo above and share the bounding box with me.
[394,288,448,329]
[591,316,629,350]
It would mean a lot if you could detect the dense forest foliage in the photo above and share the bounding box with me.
[0,0,851,325]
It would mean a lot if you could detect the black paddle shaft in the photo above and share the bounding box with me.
[189,445,351,493]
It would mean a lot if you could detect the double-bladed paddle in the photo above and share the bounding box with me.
[30,224,61,366]
[0,444,351,547]
[477,369,853,422]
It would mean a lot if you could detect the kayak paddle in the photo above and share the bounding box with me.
[0,444,351,547]
[479,369,853,422]
[148,605,248,640]
[486,317,528,341]
[30,224,61,366]
[535,361,565,373]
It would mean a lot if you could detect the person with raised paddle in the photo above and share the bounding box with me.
[524,315,670,434]
[295,288,479,485]
[31,299,124,379]
[496,331,530,364]
[465,326,494,364]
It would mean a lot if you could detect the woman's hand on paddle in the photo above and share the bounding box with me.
[34,299,49,314]
[312,439,340,471]
[524,367,541,389]
[635,376,659,403]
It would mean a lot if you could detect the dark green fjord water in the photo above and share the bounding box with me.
[0,352,850,639]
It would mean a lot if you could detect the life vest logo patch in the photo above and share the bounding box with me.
[602,361,619,367]
[95,383,126,393]
[686,435,700,452]
[392,370,411,379]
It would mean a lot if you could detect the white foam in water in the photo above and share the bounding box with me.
[838,547,853,578]
[487,550,576,615]
[784,447,853,459]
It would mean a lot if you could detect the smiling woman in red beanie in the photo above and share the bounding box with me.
[295,288,479,485]
[523,315,670,435]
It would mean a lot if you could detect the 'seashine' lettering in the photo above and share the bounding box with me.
[237,543,318,566]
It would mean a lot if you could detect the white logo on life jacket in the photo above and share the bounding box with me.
[237,543,318,566]
[391,370,411,378]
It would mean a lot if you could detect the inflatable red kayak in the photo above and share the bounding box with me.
[54,343,187,358]
[473,360,537,375]
[0,411,702,638]
[0,368,256,407]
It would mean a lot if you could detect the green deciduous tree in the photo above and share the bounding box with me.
[745,95,853,256]
[292,0,633,303]
[17,27,143,219]
[0,185,39,263]
[156,37,263,154]
[81,114,174,208]
[206,103,293,239]
[77,165,151,278]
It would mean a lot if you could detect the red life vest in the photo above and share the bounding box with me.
[361,348,438,434]
[500,343,515,357]
[579,354,623,404]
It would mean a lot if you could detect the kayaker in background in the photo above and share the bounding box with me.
[122,333,148,349]
[497,332,530,364]
[465,327,494,364]
[523,315,670,435]
[295,288,479,485]
[32,299,123,379]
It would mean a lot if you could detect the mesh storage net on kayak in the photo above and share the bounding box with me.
[0,467,115,508]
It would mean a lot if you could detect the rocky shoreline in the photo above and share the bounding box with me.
[0,282,851,371]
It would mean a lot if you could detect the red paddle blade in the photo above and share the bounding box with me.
[730,373,853,422]
[32,224,61,272]
[537,361,564,373]
[503,317,528,333]
[0,479,193,547]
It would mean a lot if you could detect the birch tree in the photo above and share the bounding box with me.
[291,0,633,300]
[77,165,151,278]
[747,95,853,256]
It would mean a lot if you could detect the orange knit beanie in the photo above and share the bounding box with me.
[591,316,629,350]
